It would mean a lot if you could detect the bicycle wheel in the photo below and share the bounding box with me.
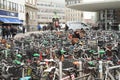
[114,70,120,80]
[111,69,120,80]
[103,72,115,80]
[81,53,88,59]
[86,75,95,80]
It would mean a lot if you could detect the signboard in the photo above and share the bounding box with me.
[0,10,18,17]
[61,74,75,80]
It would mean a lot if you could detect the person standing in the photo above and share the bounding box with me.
[6,26,9,39]
[2,26,6,39]
[37,24,41,31]
[22,26,25,34]
[10,26,17,38]
[10,26,14,38]
[13,27,17,38]
[65,24,69,32]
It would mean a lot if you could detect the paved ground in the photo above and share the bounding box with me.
[14,31,43,39]
[0,31,43,40]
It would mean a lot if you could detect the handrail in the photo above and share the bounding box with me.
[66,0,120,6]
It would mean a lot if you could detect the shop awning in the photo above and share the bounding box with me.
[0,17,22,24]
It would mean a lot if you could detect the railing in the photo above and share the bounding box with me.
[65,0,82,6]
[66,0,120,6]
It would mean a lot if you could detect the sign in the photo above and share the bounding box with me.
[61,74,75,80]
[0,10,18,17]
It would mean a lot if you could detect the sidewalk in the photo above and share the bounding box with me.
[14,31,44,39]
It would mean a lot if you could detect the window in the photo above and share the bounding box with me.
[13,3,16,11]
[0,0,4,9]
[30,11,32,19]
[33,12,36,19]
[11,2,14,10]
[20,5,23,12]
[9,2,10,10]
[26,0,28,3]
[7,1,9,10]
[23,6,25,13]
[3,0,7,9]
[19,5,24,13]
[30,0,32,4]
[33,0,36,5]
[16,3,18,11]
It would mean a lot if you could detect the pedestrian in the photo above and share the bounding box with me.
[46,72,54,80]
[22,26,25,34]
[65,24,69,31]
[1,26,6,39]
[10,26,13,38]
[6,26,11,39]
[10,27,17,38]
[0,26,2,37]
[43,25,47,31]
[37,24,41,31]
[73,31,80,39]
[6,26,9,39]
[49,23,53,31]
[13,27,17,38]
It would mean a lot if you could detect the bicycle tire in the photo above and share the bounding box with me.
[86,75,95,80]
[81,53,88,59]
[111,69,120,80]
[103,72,115,80]
[114,70,120,80]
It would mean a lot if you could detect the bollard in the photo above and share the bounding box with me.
[119,73,120,80]
[59,61,62,80]
[97,46,100,58]
[5,50,7,59]
[79,61,82,80]
[37,42,40,48]
[22,67,25,80]
[50,48,53,59]
[99,61,103,79]
[22,42,24,49]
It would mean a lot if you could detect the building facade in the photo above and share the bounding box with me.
[25,0,38,31]
[65,0,83,22]
[0,0,24,26]
[65,8,83,22]
[18,0,25,25]
[37,0,65,25]
[65,0,96,24]
[66,0,120,30]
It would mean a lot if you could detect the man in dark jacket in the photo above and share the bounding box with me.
[65,24,69,31]
[22,26,25,34]
[10,27,17,38]
[2,26,6,39]
[72,31,80,39]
